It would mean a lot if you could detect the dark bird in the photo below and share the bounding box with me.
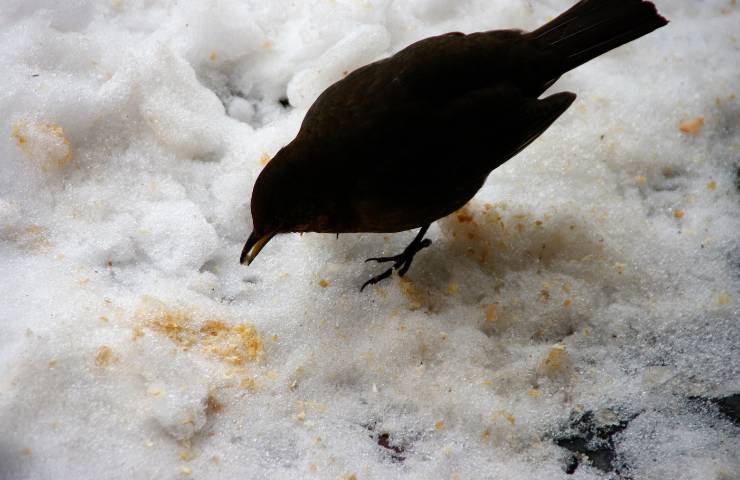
[241,0,667,290]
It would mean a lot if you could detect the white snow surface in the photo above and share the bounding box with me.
[1,1,738,479]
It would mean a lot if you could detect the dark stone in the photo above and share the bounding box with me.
[553,410,635,475]
[363,421,407,462]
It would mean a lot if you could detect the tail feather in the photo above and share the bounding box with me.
[530,0,668,73]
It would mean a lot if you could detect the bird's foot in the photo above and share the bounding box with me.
[360,225,431,292]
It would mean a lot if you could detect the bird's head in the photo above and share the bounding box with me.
[240,145,322,266]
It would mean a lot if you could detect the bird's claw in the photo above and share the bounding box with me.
[360,268,393,292]
[360,226,432,292]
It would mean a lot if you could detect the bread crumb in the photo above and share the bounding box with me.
[679,116,704,134]
[240,377,258,391]
[21,447,32,456]
[455,207,474,223]
[707,180,717,191]
[673,209,685,219]
[179,466,192,475]
[563,299,572,308]
[319,279,329,288]
[434,420,445,430]
[206,394,223,414]
[142,306,263,365]
[95,346,117,367]
[491,410,516,425]
[446,282,459,295]
[527,388,541,398]
[208,51,217,61]
[538,344,571,379]
[718,292,730,306]
[635,175,647,186]
[483,303,498,322]
[259,153,271,166]
[12,120,73,170]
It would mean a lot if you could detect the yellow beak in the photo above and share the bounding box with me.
[240,231,275,265]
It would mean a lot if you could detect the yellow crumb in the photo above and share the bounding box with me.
[563,299,572,308]
[446,282,459,295]
[148,387,163,396]
[142,306,263,365]
[718,292,730,306]
[206,394,223,413]
[179,466,192,475]
[707,180,717,191]
[455,207,474,223]
[484,303,498,322]
[208,51,217,61]
[240,377,258,391]
[491,410,516,425]
[259,153,270,166]
[635,175,647,186]
[21,447,32,456]
[538,344,571,378]
[673,209,685,219]
[434,420,445,430]
[95,346,117,367]
[319,279,329,288]
[12,121,73,170]
[679,116,704,134]
[131,326,144,340]
[527,388,541,398]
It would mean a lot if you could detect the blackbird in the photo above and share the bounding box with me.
[241,0,667,290]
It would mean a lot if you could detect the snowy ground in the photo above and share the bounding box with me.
[0,1,738,479]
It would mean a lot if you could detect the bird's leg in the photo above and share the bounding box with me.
[361,224,431,291]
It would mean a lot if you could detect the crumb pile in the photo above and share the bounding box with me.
[0,1,738,479]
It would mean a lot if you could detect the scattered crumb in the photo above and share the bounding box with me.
[679,116,704,134]
[527,388,541,398]
[206,394,223,414]
[141,305,263,365]
[179,465,192,475]
[635,175,647,186]
[95,346,118,367]
[673,209,685,219]
[240,377,258,390]
[319,279,329,288]
[718,292,730,306]
[538,344,571,379]
[446,282,459,295]
[707,180,717,190]
[259,153,271,166]
[11,120,73,170]
[435,420,445,430]
[483,303,498,322]
[455,207,474,223]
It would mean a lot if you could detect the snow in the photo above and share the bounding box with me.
[0,1,738,479]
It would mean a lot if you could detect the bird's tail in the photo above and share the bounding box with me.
[530,0,667,73]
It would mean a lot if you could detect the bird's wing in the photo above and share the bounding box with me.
[316,85,578,231]
[297,30,559,144]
